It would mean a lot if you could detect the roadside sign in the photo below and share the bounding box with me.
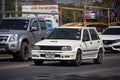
[22,5,59,29]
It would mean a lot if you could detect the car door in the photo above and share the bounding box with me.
[82,29,93,59]
[89,29,100,57]
[30,19,41,42]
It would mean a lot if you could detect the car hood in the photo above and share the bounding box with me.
[0,29,28,35]
[35,39,80,46]
[100,35,120,40]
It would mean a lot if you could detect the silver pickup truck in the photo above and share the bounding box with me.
[0,17,50,61]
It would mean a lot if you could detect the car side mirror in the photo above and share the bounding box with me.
[30,26,38,31]
[82,37,89,42]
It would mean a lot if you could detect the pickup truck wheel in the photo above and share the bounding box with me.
[33,59,43,65]
[19,42,30,61]
[72,50,82,66]
[13,42,30,61]
[94,49,104,64]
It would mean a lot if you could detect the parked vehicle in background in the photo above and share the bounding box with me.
[32,26,104,66]
[38,14,59,30]
[0,17,50,61]
[82,8,119,22]
[86,8,97,21]
[101,26,120,52]
[82,8,107,22]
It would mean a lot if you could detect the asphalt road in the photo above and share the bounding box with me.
[0,53,120,80]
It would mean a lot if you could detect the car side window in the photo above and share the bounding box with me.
[89,29,100,40]
[31,20,39,31]
[82,29,90,41]
[39,20,47,30]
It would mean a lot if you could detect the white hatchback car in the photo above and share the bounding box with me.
[32,26,104,66]
[101,26,120,52]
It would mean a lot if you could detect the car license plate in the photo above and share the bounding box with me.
[46,52,55,58]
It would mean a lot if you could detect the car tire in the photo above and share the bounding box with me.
[33,59,43,65]
[94,49,104,64]
[13,42,30,61]
[72,50,82,66]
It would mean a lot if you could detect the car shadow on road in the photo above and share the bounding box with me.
[31,61,95,67]
[25,74,120,80]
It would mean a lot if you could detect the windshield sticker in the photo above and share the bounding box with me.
[25,21,29,24]
[76,36,79,39]
[77,32,80,34]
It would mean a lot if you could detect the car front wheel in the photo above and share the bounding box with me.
[72,50,82,66]
[94,49,104,64]
[13,42,30,61]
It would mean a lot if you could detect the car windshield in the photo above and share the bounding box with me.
[102,28,120,35]
[47,28,81,40]
[0,19,29,30]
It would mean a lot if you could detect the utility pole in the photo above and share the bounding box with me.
[2,0,5,18]
[15,0,18,17]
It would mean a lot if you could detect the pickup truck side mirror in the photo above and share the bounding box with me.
[30,26,38,31]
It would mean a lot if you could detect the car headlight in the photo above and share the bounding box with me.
[61,46,72,51]
[9,34,18,42]
[33,45,40,50]
[114,39,120,43]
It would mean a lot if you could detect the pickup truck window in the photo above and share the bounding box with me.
[31,20,39,31]
[0,19,29,30]
[47,28,81,40]
[39,20,47,30]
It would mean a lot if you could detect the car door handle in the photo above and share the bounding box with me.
[90,42,92,44]
[98,41,100,43]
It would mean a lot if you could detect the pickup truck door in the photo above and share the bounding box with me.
[82,29,93,59]
[30,19,41,42]
[38,20,50,40]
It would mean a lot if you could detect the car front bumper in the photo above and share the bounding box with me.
[0,42,19,53]
[104,44,120,52]
[31,50,76,60]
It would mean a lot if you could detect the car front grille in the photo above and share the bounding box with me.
[40,46,63,50]
[0,43,6,48]
[0,36,8,42]
[103,40,115,45]
[113,46,120,48]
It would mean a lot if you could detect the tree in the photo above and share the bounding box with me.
[31,0,56,5]
[102,0,112,7]
[5,0,15,11]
